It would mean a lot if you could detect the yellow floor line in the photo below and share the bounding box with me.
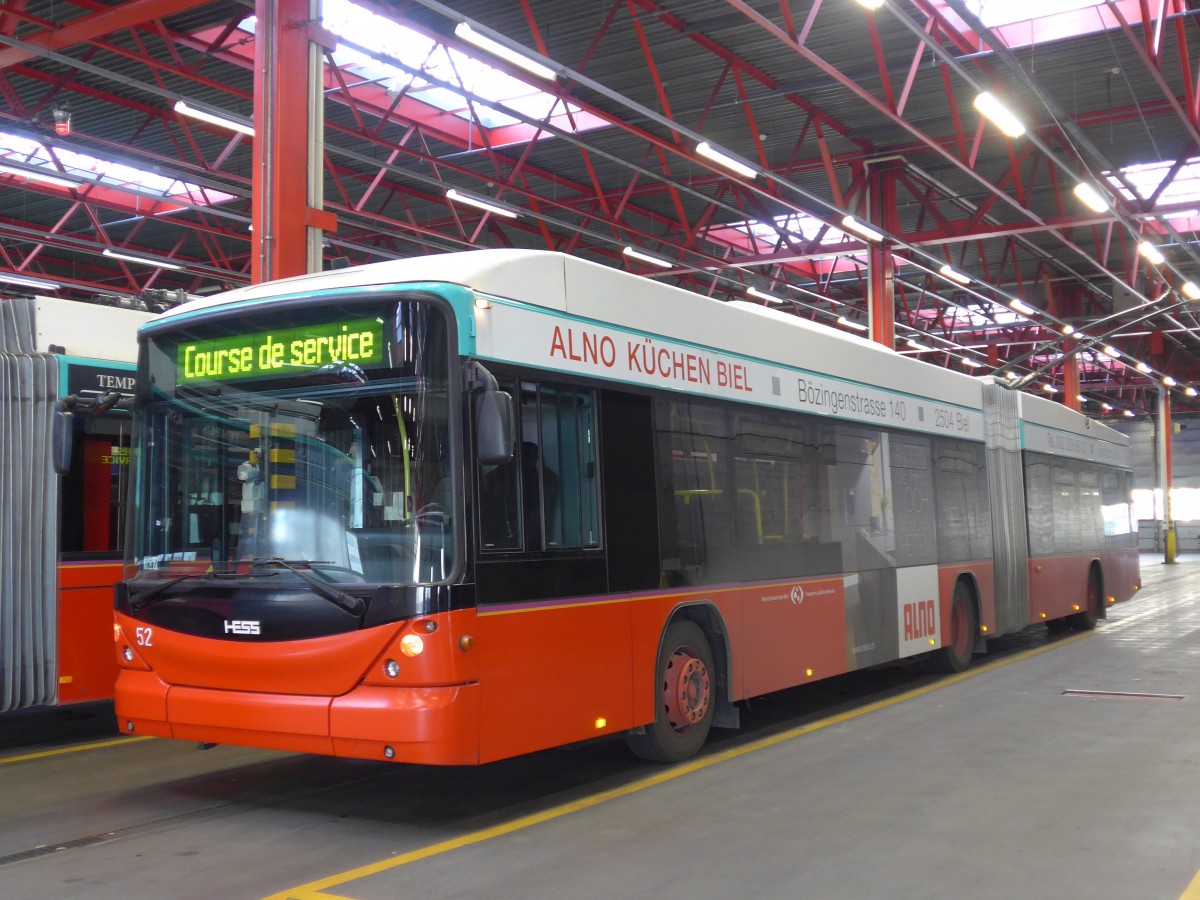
[263,632,1090,900]
[1181,868,1200,900]
[0,734,153,765]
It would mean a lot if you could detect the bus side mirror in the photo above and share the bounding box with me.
[52,406,74,475]
[476,389,514,465]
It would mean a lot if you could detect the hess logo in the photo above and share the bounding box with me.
[224,620,261,635]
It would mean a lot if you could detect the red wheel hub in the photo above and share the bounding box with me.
[662,647,711,734]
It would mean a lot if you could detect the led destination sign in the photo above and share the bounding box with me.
[177,318,385,383]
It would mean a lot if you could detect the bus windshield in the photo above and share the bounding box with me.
[129,299,457,586]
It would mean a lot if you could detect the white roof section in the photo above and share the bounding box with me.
[34,296,152,361]
[162,250,985,414]
[1017,389,1129,447]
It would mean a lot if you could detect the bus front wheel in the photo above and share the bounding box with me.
[626,620,715,763]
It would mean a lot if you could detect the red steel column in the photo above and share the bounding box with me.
[251,0,336,283]
[1159,386,1176,564]
[1062,355,1081,412]
[867,161,900,349]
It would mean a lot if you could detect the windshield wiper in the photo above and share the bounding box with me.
[129,572,213,612]
[252,558,365,615]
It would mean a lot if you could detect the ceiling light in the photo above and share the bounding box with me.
[0,271,61,290]
[1005,370,1019,380]
[1186,387,1198,397]
[1164,376,1178,387]
[906,339,923,350]
[841,215,884,242]
[973,91,1025,138]
[1010,298,1036,316]
[622,246,672,268]
[1077,395,1086,403]
[1062,324,1076,336]
[0,162,79,188]
[1042,384,1058,393]
[1102,403,1113,411]
[961,357,982,368]
[1135,361,1152,374]
[454,22,555,80]
[1073,181,1111,213]
[1137,241,1165,265]
[174,100,254,137]
[696,142,758,179]
[1102,345,1121,359]
[837,316,869,332]
[52,102,71,137]
[102,248,184,270]
[939,264,970,285]
[1163,208,1199,220]
[445,188,519,219]
[1123,409,1134,417]
[747,286,785,304]
[1183,281,1200,300]
[853,0,885,9]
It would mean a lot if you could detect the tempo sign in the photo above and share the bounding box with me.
[176,318,384,383]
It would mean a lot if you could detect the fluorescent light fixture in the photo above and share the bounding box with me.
[102,247,184,270]
[1102,345,1121,359]
[1073,181,1110,213]
[0,162,78,188]
[1164,208,1199,220]
[1137,241,1166,265]
[973,91,1026,138]
[1005,370,1019,380]
[0,271,60,289]
[840,215,884,242]
[1183,281,1200,300]
[854,0,885,8]
[1102,403,1113,411]
[622,246,672,268]
[1123,409,1134,417]
[1062,324,1076,335]
[696,142,758,179]
[1186,387,1198,397]
[1042,384,1058,393]
[445,188,520,219]
[173,100,254,137]
[1135,361,1152,374]
[1010,298,1036,316]
[961,357,982,368]
[837,316,868,332]
[939,264,970,285]
[747,286,785,305]
[1164,376,1178,387]
[454,22,555,80]
[1078,395,1086,403]
[907,339,923,350]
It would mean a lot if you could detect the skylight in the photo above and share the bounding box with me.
[244,0,602,136]
[0,131,235,206]
[1106,157,1200,232]
[930,0,1146,50]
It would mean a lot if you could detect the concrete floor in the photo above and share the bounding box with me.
[3,554,1199,900]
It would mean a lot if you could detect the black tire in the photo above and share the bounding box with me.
[626,620,715,762]
[1067,568,1102,631]
[932,581,978,674]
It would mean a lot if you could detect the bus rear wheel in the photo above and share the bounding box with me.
[1067,569,1102,631]
[626,620,715,762]
[932,582,977,674]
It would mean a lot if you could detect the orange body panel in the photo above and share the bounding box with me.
[737,578,846,696]
[56,561,122,704]
[1028,550,1140,624]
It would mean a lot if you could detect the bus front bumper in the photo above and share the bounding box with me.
[115,669,481,765]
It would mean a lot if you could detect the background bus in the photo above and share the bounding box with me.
[113,250,1139,763]
[1,296,152,711]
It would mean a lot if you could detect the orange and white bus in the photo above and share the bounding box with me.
[113,250,1139,763]
[1,295,151,711]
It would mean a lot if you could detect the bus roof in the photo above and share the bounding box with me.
[0,295,151,360]
[155,249,1123,445]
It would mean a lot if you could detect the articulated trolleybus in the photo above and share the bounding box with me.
[2,296,151,711]
[114,250,1139,763]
